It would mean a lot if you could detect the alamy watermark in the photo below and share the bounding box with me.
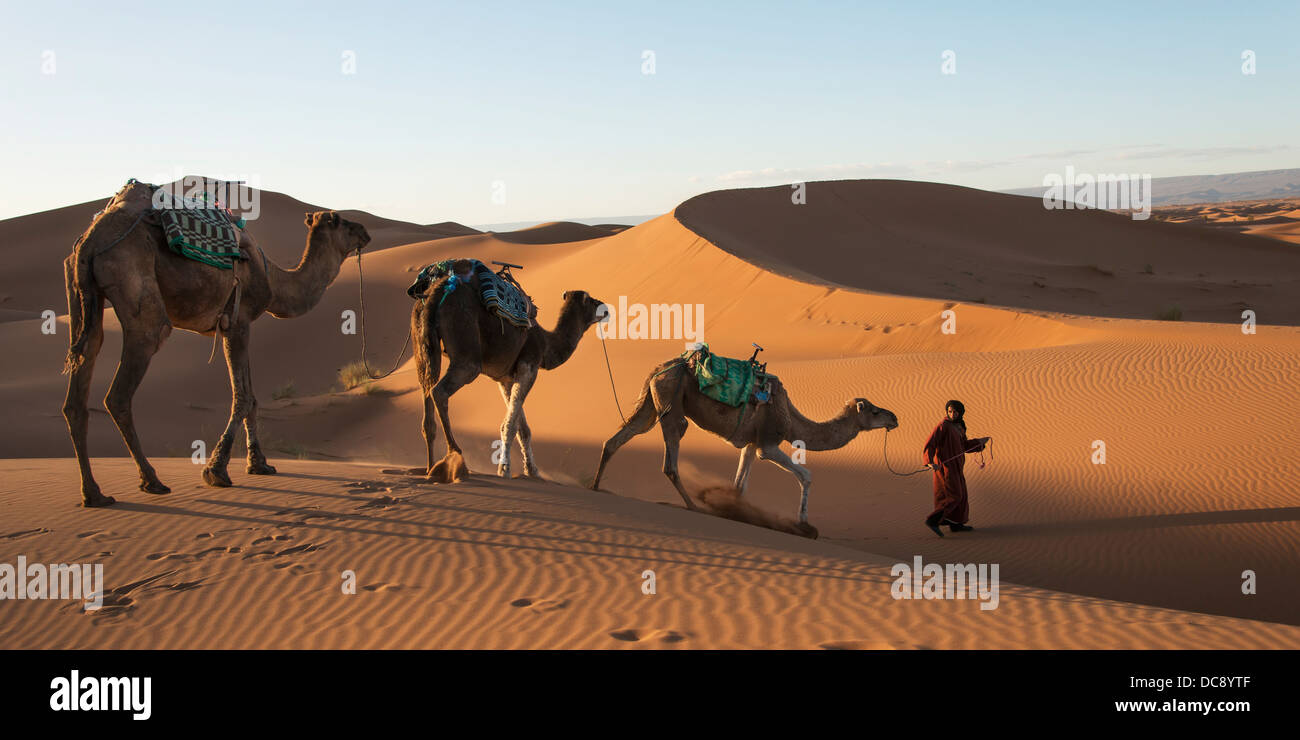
[891,555,999,610]
[597,297,705,347]
[147,171,262,220]
[1042,165,1152,220]
[0,556,103,611]
[50,670,151,720]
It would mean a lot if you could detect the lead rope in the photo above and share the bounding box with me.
[599,331,626,423]
[882,428,993,477]
[355,249,413,380]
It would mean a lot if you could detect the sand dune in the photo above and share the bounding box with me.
[677,180,1300,324]
[1152,197,1300,246]
[2,178,1298,647]
[490,221,628,244]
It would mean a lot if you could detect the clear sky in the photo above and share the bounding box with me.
[2,0,1296,224]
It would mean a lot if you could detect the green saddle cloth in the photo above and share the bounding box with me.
[158,206,245,269]
[682,344,773,407]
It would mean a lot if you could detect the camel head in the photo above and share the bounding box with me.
[304,210,370,257]
[560,290,607,327]
[853,399,898,431]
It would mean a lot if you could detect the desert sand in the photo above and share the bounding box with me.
[1,179,1298,648]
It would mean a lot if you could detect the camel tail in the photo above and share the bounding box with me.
[62,235,99,375]
[414,281,448,390]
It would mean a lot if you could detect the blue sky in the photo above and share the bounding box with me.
[2,0,1296,224]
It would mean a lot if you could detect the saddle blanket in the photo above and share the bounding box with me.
[416,258,534,328]
[681,344,775,408]
[157,206,245,270]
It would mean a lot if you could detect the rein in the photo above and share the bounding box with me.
[882,427,993,477]
[598,331,626,423]
[355,247,413,380]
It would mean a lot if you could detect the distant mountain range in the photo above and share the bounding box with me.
[1001,168,1300,206]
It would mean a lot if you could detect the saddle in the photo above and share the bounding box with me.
[407,258,537,328]
[679,342,777,408]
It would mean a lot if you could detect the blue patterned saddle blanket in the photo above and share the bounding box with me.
[410,259,534,327]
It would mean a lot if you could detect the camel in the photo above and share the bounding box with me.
[409,260,604,481]
[62,180,371,507]
[590,354,899,525]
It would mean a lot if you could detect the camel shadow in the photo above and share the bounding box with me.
[115,498,891,586]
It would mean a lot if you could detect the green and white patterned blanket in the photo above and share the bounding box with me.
[156,194,245,269]
[682,344,776,407]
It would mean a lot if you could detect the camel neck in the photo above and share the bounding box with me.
[788,401,861,451]
[266,230,345,318]
[539,301,588,370]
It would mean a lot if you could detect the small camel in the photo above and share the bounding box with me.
[62,180,370,506]
[410,260,604,481]
[591,356,899,525]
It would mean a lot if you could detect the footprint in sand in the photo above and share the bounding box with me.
[84,570,183,621]
[197,545,242,559]
[299,512,341,523]
[243,541,326,561]
[510,597,570,612]
[609,628,688,644]
[356,495,404,511]
[194,526,255,540]
[146,546,242,562]
[76,529,128,542]
[148,579,204,593]
[2,528,51,540]
[346,481,394,493]
[273,563,314,576]
[251,534,293,546]
[818,639,931,650]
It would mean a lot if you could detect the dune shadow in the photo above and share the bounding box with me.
[979,506,1300,538]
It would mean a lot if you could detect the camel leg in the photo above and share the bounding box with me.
[498,381,539,477]
[591,387,658,490]
[427,358,479,482]
[203,324,254,488]
[433,359,479,455]
[497,363,537,478]
[62,270,114,507]
[514,409,539,477]
[757,444,813,524]
[421,391,438,473]
[658,409,698,511]
[733,443,758,493]
[244,371,276,475]
[103,307,173,496]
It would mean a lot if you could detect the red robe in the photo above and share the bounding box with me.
[922,419,986,525]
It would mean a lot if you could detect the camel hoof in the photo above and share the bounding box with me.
[428,451,468,484]
[82,492,117,508]
[139,480,171,495]
[793,521,819,540]
[246,462,278,475]
[202,467,232,488]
